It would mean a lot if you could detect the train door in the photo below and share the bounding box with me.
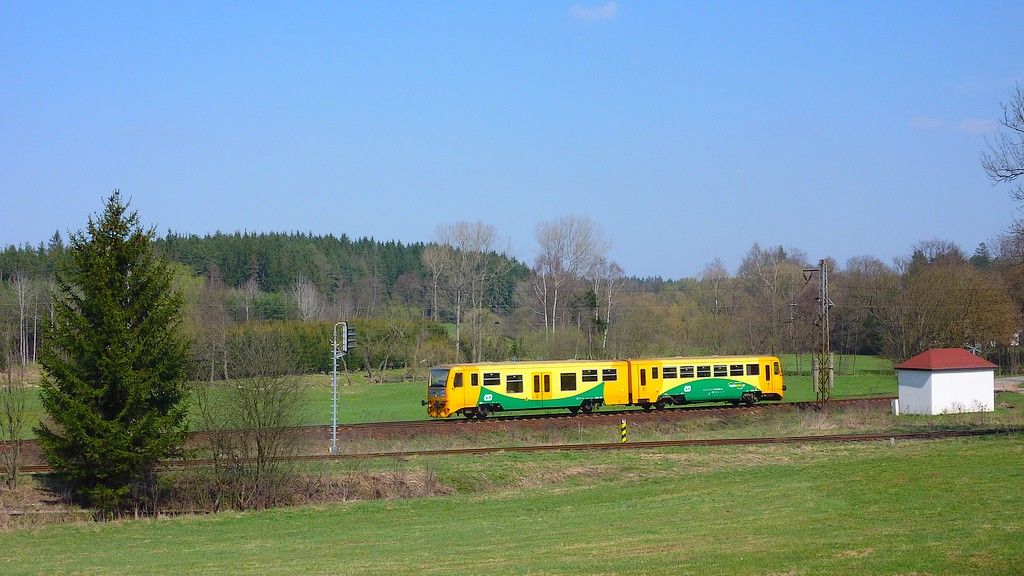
[632,362,657,405]
[531,372,552,407]
[650,363,663,400]
[467,370,481,409]
[450,371,466,412]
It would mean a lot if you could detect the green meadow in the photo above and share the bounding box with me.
[3,434,1022,575]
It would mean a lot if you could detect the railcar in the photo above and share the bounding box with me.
[424,355,784,418]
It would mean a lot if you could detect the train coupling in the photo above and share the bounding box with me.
[782,385,787,391]
[421,400,427,406]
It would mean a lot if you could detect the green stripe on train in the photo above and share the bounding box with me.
[477,382,605,410]
[659,378,759,402]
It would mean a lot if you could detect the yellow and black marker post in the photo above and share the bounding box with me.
[620,419,627,443]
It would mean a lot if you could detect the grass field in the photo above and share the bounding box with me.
[5,354,898,439]
[3,434,1022,575]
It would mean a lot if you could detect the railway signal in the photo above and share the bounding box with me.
[343,323,356,354]
[331,321,353,455]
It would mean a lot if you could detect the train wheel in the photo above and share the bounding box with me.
[654,400,666,411]
[477,407,488,419]
[581,401,594,414]
[742,392,756,406]
[640,403,652,412]
[568,407,580,415]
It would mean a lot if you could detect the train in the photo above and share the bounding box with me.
[424,355,785,418]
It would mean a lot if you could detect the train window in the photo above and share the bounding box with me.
[713,365,727,377]
[746,364,760,376]
[560,372,577,391]
[730,364,744,376]
[652,367,660,379]
[453,373,463,388]
[533,375,541,393]
[506,374,524,394]
[765,365,771,381]
[582,369,599,382]
[602,368,618,381]
[483,372,500,386]
[663,367,677,379]
[680,366,695,378]
[774,362,780,375]
[472,373,480,387]
[696,366,711,378]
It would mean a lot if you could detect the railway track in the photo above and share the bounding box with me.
[19,426,1022,474]
[292,395,896,436]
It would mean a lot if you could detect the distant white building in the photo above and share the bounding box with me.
[895,348,996,415]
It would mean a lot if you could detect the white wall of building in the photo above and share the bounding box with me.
[930,370,994,413]
[897,369,994,415]
[897,370,933,414]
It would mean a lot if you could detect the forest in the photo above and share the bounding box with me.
[2,219,1023,379]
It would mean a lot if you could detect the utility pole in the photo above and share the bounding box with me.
[802,260,834,409]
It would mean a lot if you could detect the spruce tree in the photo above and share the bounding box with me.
[37,191,188,513]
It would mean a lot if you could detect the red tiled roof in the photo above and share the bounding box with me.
[894,348,997,371]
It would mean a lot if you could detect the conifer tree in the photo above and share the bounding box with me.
[37,191,188,513]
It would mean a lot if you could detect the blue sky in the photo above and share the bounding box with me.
[2,1,1022,278]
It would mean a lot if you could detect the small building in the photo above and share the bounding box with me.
[894,348,996,415]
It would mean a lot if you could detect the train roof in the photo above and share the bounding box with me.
[432,355,779,369]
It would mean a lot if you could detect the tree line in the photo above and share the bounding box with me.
[3,223,1024,376]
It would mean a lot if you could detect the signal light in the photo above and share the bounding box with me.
[343,324,356,353]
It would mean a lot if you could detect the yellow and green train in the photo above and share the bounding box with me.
[425,356,784,418]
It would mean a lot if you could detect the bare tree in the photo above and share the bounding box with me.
[421,244,449,322]
[983,83,1024,201]
[0,288,27,488]
[532,216,608,334]
[699,258,730,352]
[737,244,807,354]
[192,333,308,510]
[435,221,501,361]
[197,266,232,381]
[10,272,32,367]
[290,276,323,322]
[588,257,624,354]
[239,275,260,323]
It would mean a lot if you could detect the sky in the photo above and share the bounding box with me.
[2,1,1022,279]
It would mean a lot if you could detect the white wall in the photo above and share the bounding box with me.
[931,370,994,414]
[898,370,933,414]
[897,369,994,415]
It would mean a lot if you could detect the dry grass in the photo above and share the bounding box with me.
[0,476,88,531]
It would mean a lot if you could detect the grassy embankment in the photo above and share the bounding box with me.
[335,390,1024,455]
[3,434,1022,575]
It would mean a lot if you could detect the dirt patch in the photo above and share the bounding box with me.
[297,469,456,503]
[995,377,1024,392]
[0,477,88,530]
